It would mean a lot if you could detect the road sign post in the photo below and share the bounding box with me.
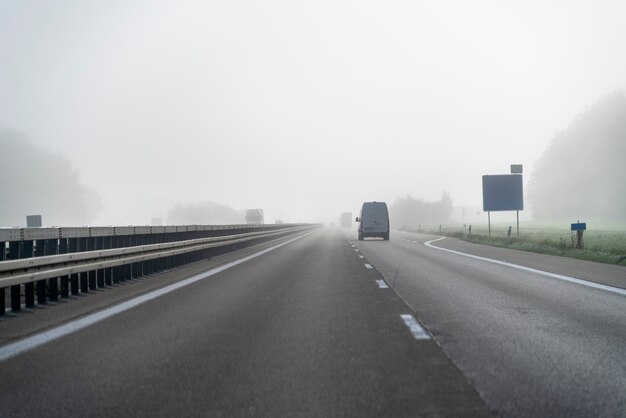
[571,222,586,249]
[482,172,523,238]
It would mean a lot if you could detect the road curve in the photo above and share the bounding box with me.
[0,229,488,417]
[352,229,626,418]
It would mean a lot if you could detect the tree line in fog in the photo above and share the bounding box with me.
[529,92,626,220]
[389,192,453,228]
[2,91,624,227]
[0,130,101,227]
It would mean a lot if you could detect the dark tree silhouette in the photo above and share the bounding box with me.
[529,92,626,220]
[0,129,101,226]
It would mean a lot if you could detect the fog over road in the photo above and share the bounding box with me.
[2,227,624,417]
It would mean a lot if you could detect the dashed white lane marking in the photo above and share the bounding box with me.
[424,237,626,297]
[364,263,373,269]
[358,255,364,258]
[354,249,360,252]
[400,314,431,340]
[0,230,319,363]
[376,280,389,289]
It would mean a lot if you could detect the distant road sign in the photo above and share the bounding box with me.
[482,175,524,212]
[510,164,523,174]
[26,215,42,228]
[571,223,586,231]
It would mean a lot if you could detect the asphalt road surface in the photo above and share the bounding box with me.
[353,229,626,418]
[0,229,489,417]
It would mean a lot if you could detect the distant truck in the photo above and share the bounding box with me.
[245,209,264,224]
[356,202,389,240]
[339,212,352,228]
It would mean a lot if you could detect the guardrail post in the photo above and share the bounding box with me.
[138,234,146,276]
[9,241,21,312]
[129,235,138,279]
[112,235,121,284]
[95,236,105,288]
[144,234,151,275]
[59,238,70,298]
[154,233,161,272]
[148,234,157,275]
[139,234,146,276]
[78,237,89,294]
[125,235,133,281]
[35,239,47,305]
[87,236,97,290]
[68,238,79,295]
[162,238,168,270]
[103,236,113,286]
[0,241,5,317]
[135,234,145,278]
[45,238,59,302]
[18,240,34,309]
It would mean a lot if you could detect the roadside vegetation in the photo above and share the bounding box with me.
[401,94,626,267]
[528,92,626,221]
[408,222,626,266]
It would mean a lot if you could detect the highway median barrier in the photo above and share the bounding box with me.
[0,223,318,317]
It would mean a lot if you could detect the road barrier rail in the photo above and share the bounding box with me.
[0,223,315,316]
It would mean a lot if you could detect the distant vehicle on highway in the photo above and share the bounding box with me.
[245,209,264,224]
[356,202,389,241]
[339,212,352,228]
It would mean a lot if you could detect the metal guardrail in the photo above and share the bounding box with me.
[0,224,315,316]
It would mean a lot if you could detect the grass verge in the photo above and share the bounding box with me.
[407,222,626,266]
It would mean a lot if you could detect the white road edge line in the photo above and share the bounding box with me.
[425,236,626,297]
[0,229,319,363]
[376,279,389,289]
[364,263,373,269]
[400,314,431,340]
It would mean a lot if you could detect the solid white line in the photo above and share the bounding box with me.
[424,237,626,297]
[364,263,373,269]
[376,279,389,289]
[400,314,431,340]
[0,230,318,363]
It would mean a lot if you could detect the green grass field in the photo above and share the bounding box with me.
[409,221,626,266]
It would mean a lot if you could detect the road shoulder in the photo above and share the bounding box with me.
[410,232,626,290]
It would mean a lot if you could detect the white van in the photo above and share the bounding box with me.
[356,202,390,241]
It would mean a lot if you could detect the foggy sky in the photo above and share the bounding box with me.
[1,0,625,225]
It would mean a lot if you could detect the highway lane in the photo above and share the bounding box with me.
[351,230,626,417]
[0,229,489,417]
